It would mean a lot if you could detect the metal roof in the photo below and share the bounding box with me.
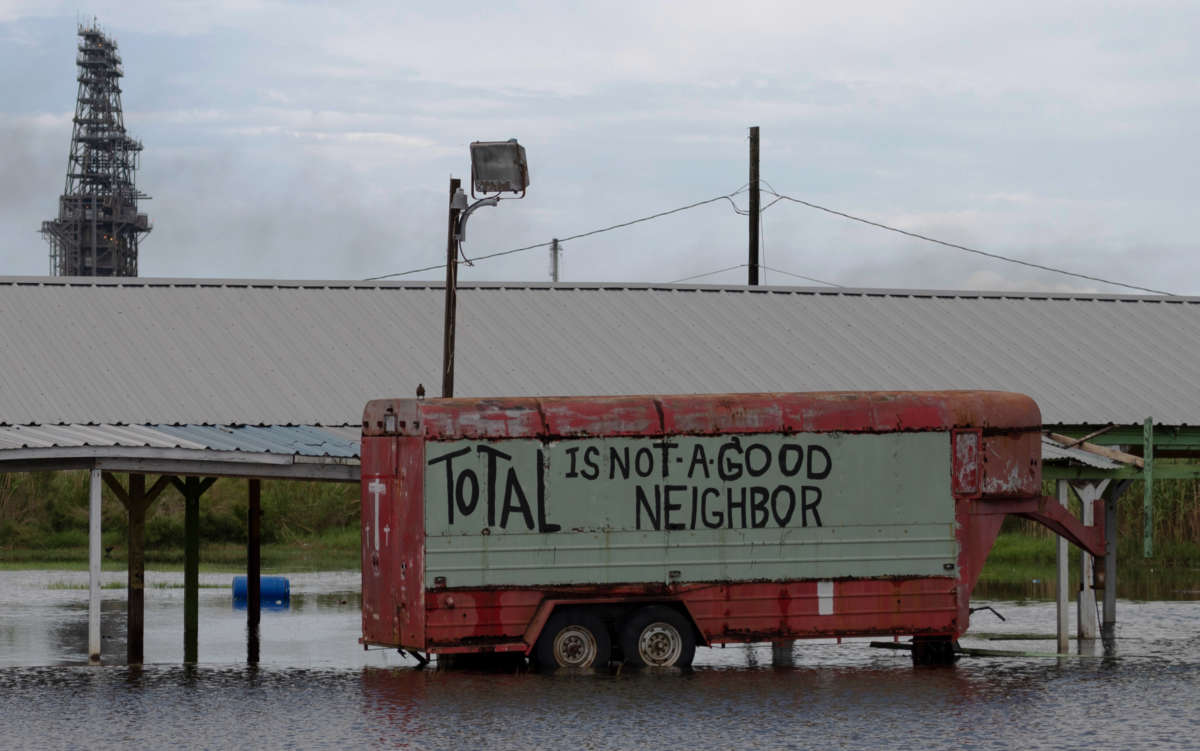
[0,423,359,457]
[1041,436,1123,469]
[2,276,1198,427]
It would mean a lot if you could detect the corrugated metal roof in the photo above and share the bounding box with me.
[1041,436,1123,469]
[0,423,360,458]
[1,276,1198,426]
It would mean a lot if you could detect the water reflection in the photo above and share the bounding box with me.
[976,567,1200,601]
[0,572,1197,749]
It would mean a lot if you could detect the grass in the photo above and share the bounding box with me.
[0,526,361,573]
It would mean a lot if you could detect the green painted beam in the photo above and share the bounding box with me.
[1144,417,1154,558]
[1043,464,1200,481]
[1048,425,1200,450]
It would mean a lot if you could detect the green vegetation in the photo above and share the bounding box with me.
[0,471,360,572]
[976,481,1200,598]
[2,470,1199,582]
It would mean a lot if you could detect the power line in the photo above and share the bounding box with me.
[760,264,845,287]
[669,263,843,288]
[669,264,746,283]
[365,189,748,281]
[763,189,1175,296]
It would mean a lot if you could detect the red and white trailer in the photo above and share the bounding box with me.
[360,391,1103,667]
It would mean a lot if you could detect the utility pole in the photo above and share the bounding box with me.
[550,238,560,283]
[748,126,760,286]
[441,177,462,398]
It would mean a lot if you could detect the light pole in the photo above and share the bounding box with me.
[441,139,529,398]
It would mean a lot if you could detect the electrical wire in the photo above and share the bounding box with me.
[760,264,845,287]
[669,262,842,288]
[364,189,749,281]
[669,264,747,283]
[762,189,1175,296]
[759,210,765,284]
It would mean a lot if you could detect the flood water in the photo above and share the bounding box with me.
[1,570,1197,750]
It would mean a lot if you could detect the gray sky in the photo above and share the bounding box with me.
[2,1,1197,293]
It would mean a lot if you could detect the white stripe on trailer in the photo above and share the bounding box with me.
[818,580,834,615]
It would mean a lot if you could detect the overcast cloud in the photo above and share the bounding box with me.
[1,1,1197,293]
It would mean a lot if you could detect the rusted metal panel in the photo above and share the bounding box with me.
[364,390,1041,440]
[417,578,961,647]
[952,429,982,497]
[359,435,401,647]
[680,578,959,641]
[394,437,427,648]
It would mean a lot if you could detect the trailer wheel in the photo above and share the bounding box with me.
[621,605,696,668]
[534,609,611,671]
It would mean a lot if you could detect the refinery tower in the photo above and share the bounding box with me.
[41,23,150,276]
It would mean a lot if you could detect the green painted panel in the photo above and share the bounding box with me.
[423,432,956,588]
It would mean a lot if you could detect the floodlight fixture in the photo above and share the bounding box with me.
[469,139,529,198]
[442,139,530,399]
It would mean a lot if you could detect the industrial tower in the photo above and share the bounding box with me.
[40,23,150,276]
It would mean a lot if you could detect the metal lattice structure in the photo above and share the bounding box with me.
[40,23,150,277]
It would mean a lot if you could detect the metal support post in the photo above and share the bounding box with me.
[1103,492,1118,640]
[1143,417,1154,558]
[1102,480,1130,644]
[247,478,261,664]
[88,467,102,664]
[1056,479,1070,654]
[1071,480,1107,641]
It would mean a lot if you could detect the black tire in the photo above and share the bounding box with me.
[620,605,696,668]
[534,608,611,671]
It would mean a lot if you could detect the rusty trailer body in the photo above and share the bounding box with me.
[360,391,1103,667]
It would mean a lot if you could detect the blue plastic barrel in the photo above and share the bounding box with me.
[232,575,290,605]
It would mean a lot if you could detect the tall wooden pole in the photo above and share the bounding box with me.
[442,177,463,398]
[748,126,760,286]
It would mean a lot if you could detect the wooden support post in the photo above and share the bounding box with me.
[184,477,200,664]
[247,478,261,664]
[127,473,146,664]
[748,126,760,286]
[104,472,172,666]
[170,475,215,664]
[1056,479,1070,654]
[442,176,462,398]
[1143,417,1154,558]
[88,467,102,664]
